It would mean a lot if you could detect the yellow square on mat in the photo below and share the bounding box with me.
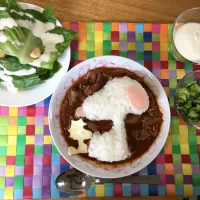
[6,166,15,177]
[184,185,193,196]
[197,136,200,144]
[180,144,189,154]
[8,126,17,136]
[111,42,119,50]
[166,135,172,144]
[95,184,104,196]
[95,31,103,40]
[44,136,52,144]
[26,136,34,144]
[8,136,17,145]
[182,164,192,175]
[144,43,152,51]
[95,50,103,57]
[179,125,188,135]
[161,43,168,51]
[27,117,35,125]
[177,69,185,79]
[95,41,103,50]
[128,42,136,50]
[4,187,14,199]
[9,107,18,116]
[7,146,16,156]
[79,42,86,50]
[180,134,188,144]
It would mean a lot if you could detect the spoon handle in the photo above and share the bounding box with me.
[94,175,162,184]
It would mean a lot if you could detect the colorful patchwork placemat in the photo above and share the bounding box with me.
[0,22,200,199]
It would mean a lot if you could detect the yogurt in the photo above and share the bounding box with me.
[174,22,200,63]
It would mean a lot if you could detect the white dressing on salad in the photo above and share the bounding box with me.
[0,7,6,11]
[0,18,18,30]
[0,71,13,82]
[0,31,7,42]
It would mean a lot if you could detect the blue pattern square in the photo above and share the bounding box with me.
[123,185,131,196]
[33,188,41,198]
[136,23,144,33]
[144,32,152,42]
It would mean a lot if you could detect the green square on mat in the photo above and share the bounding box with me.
[52,145,59,154]
[152,52,160,60]
[17,126,26,135]
[120,52,128,58]
[86,40,95,51]
[168,24,173,36]
[168,52,175,61]
[172,135,180,144]
[171,117,179,135]
[17,135,25,145]
[35,126,43,134]
[87,32,94,41]
[190,145,198,154]
[184,61,193,70]
[0,127,8,135]
[190,154,199,164]
[173,154,181,164]
[188,126,196,135]
[160,147,164,154]
[136,33,143,41]
[0,156,6,166]
[169,96,174,107]
[188,135,197,145]
[15,155,24,166]
[136,52,144,60]
[87,51,95,59]
[0,116,8,126]
[16,146,25,155]
[103,22,111,32]
[174,174,183,186]
[86,22,94,32]
[71,52,78,60]
[34,146,43,154]
[172,145,181,154]
[168,60,176,70]
[120,32,127,40]
[14,176,23,189]
[17,116,26,126]
[104,183,113,187]
[103,32,111,40]
[0,136,8,145]
[0,177,5,189]
[103,40,111,50]
[192,174,200,186]
[103,49,111,55]
[0,146,7,155]
[169,78,177,88]
[152,33,160,41]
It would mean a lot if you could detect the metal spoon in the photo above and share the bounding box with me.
[55,168,162,195]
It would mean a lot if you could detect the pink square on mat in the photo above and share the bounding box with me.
[152,23,161,33]
[0,106,9,115]
[18,107,27,116]
[152,60,161,69]
[36,107,44,116]
[155,154,164,164]
[152,41,160,52]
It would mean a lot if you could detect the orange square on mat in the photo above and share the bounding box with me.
[144,24,152,32]
[9,117,17,126]
[160,35,168,42]
[95,22,102,31]
[62,22,70,29]
[164,87,169,96]
[164,144,172,154]
[44,116,49,125]
[112,23,119,31]
[165,163,174,174]
[179,118,187,126]
[79,22,86,31]
[79,50,86,60]
[128,23,135,31]
[79,32,86,42]
[166,185,175,196]
[27,117,35,125]
[160,51,168,61]
[160,24,168,35]
[161,69,169,79]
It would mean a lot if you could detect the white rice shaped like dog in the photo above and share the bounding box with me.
[79,76,149,162]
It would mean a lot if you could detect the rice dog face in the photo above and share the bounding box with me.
[59,67,163,164]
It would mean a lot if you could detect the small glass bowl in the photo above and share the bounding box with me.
[175,70,200,129]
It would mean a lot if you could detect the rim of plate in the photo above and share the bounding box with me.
[0,3,71,107]
[49,56,171,178]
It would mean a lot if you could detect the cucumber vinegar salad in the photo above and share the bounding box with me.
[0,0,76,92]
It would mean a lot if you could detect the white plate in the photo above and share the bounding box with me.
[49,56,171,178]
[0,3,71,107]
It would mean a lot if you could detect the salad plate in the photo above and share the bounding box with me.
[0,2,74,107]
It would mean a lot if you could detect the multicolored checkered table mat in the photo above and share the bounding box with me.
[0,22,200,199]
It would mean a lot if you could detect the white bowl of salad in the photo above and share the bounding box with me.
[0,0,76,107]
